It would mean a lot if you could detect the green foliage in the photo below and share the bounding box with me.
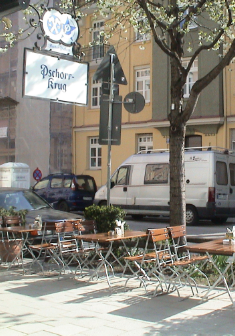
[0,206,28,225]
[84,204,126,233]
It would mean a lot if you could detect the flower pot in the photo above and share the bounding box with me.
[0,240,23,262]
[3,215,21,227]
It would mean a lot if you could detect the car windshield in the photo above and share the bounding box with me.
[0,190,51,211]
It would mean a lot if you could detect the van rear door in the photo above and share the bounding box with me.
[215,155,230,215]
[229,161,235,216]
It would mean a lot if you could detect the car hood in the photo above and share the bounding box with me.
[25,208,81,224]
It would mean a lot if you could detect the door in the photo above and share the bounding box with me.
[215,156,230,214]
[110,166,130,206]
[229,161,235,215]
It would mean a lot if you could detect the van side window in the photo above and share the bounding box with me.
[116,166,129,185]
[144,164,169,184]
[229,163,235,186]
[216,161,228,185]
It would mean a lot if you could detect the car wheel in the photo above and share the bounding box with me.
[186,205,198,226]
[211,217,228,224]
[58,201,70,212]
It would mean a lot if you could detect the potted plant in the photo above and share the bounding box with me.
[0,206,28,227]
[84,204,127,233]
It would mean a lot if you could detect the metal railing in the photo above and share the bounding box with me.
[81,43,110,63]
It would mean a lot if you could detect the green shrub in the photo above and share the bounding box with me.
[84,204,126,233]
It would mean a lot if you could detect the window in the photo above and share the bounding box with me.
[111,166,129,186]
[230,164,235,186]
[90,137,102,169]
[34,178,49,190]
[180,8,198,30]
[216,161,228,185]
[57,146,68,170]
[91,79,101,108]
[230,129,235,150]
[64,177,72,188]
[185,135,202,148]
[183,58,198,98]
[138,134,153,152]
[135,68,150,102]
[92,20,104,60]
[51,177,63,188]
[135,18,150,42]
[144,164,169,184]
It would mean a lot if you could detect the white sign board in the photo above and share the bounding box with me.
[23,49,88,105]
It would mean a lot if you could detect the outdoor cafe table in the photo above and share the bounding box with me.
[186,238,235,305]
[75,230,148,287]
[0,225,38,272]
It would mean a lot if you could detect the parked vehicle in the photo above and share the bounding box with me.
[32,173,97,212]
[0,188,81,225]
[94,147,235,225]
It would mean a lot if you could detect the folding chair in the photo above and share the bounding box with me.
[124,228,173,294]
[54,221,86,278]
[73,219,103,277]
[166,225,211,298]
[27,221,59,274]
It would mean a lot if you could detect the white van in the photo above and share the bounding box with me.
[94,147,235,225]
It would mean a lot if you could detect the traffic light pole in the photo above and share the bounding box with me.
[107,53,115,206]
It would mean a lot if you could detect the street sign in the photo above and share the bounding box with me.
[93,46,127,85]
[102,82,119,96]
[124,92,145,113]
[99,95,122,145]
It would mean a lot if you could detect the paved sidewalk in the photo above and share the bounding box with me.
[0,266,235,336]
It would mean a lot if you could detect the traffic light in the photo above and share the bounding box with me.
[0,0,30,17]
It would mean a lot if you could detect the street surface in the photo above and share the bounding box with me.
[125,215,235,240]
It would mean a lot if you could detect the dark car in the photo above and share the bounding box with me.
[0,188,81,225]
[32,173,97,212]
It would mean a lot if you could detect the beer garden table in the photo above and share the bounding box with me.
[186,238,235,305]
[75,230,148,287]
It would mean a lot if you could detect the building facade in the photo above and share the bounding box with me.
[73,3,228,189]
[0,3,73,186]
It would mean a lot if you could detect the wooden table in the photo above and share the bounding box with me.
[75,230,148,287]
[186,238,235,305]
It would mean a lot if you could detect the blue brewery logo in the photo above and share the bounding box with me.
[43,9,79,45]
[47,14,62,36]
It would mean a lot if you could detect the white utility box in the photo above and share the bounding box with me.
[0,162,30,189]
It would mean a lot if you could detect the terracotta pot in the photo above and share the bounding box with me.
[0,240,23,262]
[3,216,21,227]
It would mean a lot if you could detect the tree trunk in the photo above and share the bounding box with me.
[168,51,186,227]
[169,123,186,226]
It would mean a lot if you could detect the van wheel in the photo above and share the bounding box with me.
[58,201,70,212]
[131,215,144,220]
[99,201,107,206]
[211,217,228,224]
[186,205,198,226]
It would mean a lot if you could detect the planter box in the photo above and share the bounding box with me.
[0,240,23,262]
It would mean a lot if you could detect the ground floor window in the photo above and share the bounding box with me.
[90,137,102,169]
[185,135,202,148]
